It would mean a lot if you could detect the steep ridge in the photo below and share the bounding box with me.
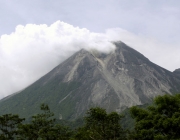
[173,68,180,78]
[0,41,180,120]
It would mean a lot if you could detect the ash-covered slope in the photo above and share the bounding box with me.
[0,41,180,120]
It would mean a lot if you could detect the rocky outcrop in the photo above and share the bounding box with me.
[173,68,180,78]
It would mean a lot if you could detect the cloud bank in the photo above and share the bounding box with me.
[0,20,180,98]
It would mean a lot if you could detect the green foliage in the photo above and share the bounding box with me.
[0,114,24,139]
[3,94,180,139]
[130,94,180,140]
[18,103,73,140]
[73,107,128,140]
[50,124,73,140]
[0,80,81,120]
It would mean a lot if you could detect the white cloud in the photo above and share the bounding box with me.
[0,21,116,98]
[0,20,180,99]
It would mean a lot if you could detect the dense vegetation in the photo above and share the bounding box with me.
[1,94,180,139]
[130,94,180,140]
[0,80,81,120]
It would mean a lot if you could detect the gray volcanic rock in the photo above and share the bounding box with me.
[173,68,180,77]
[0,41,180,120]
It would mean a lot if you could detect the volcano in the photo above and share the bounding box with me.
[0,41,180,120]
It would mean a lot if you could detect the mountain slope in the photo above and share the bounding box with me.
[173,68,180,78]
[0,41,180,120]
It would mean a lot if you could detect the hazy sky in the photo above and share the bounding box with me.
[0,0,180,98]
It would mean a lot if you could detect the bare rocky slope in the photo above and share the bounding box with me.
[173,68,180,78]
[0,41,180,120]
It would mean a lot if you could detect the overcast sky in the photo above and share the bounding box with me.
[0,0,180,98]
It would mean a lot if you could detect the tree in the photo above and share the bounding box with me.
[50,124,73,140]
[0,114,24,140]
[74,107,127,140]
[18,103,55,139]
[18,103,72,140]
[130,94,180,140]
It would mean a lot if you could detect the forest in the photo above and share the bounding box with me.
[1,93,180,140]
